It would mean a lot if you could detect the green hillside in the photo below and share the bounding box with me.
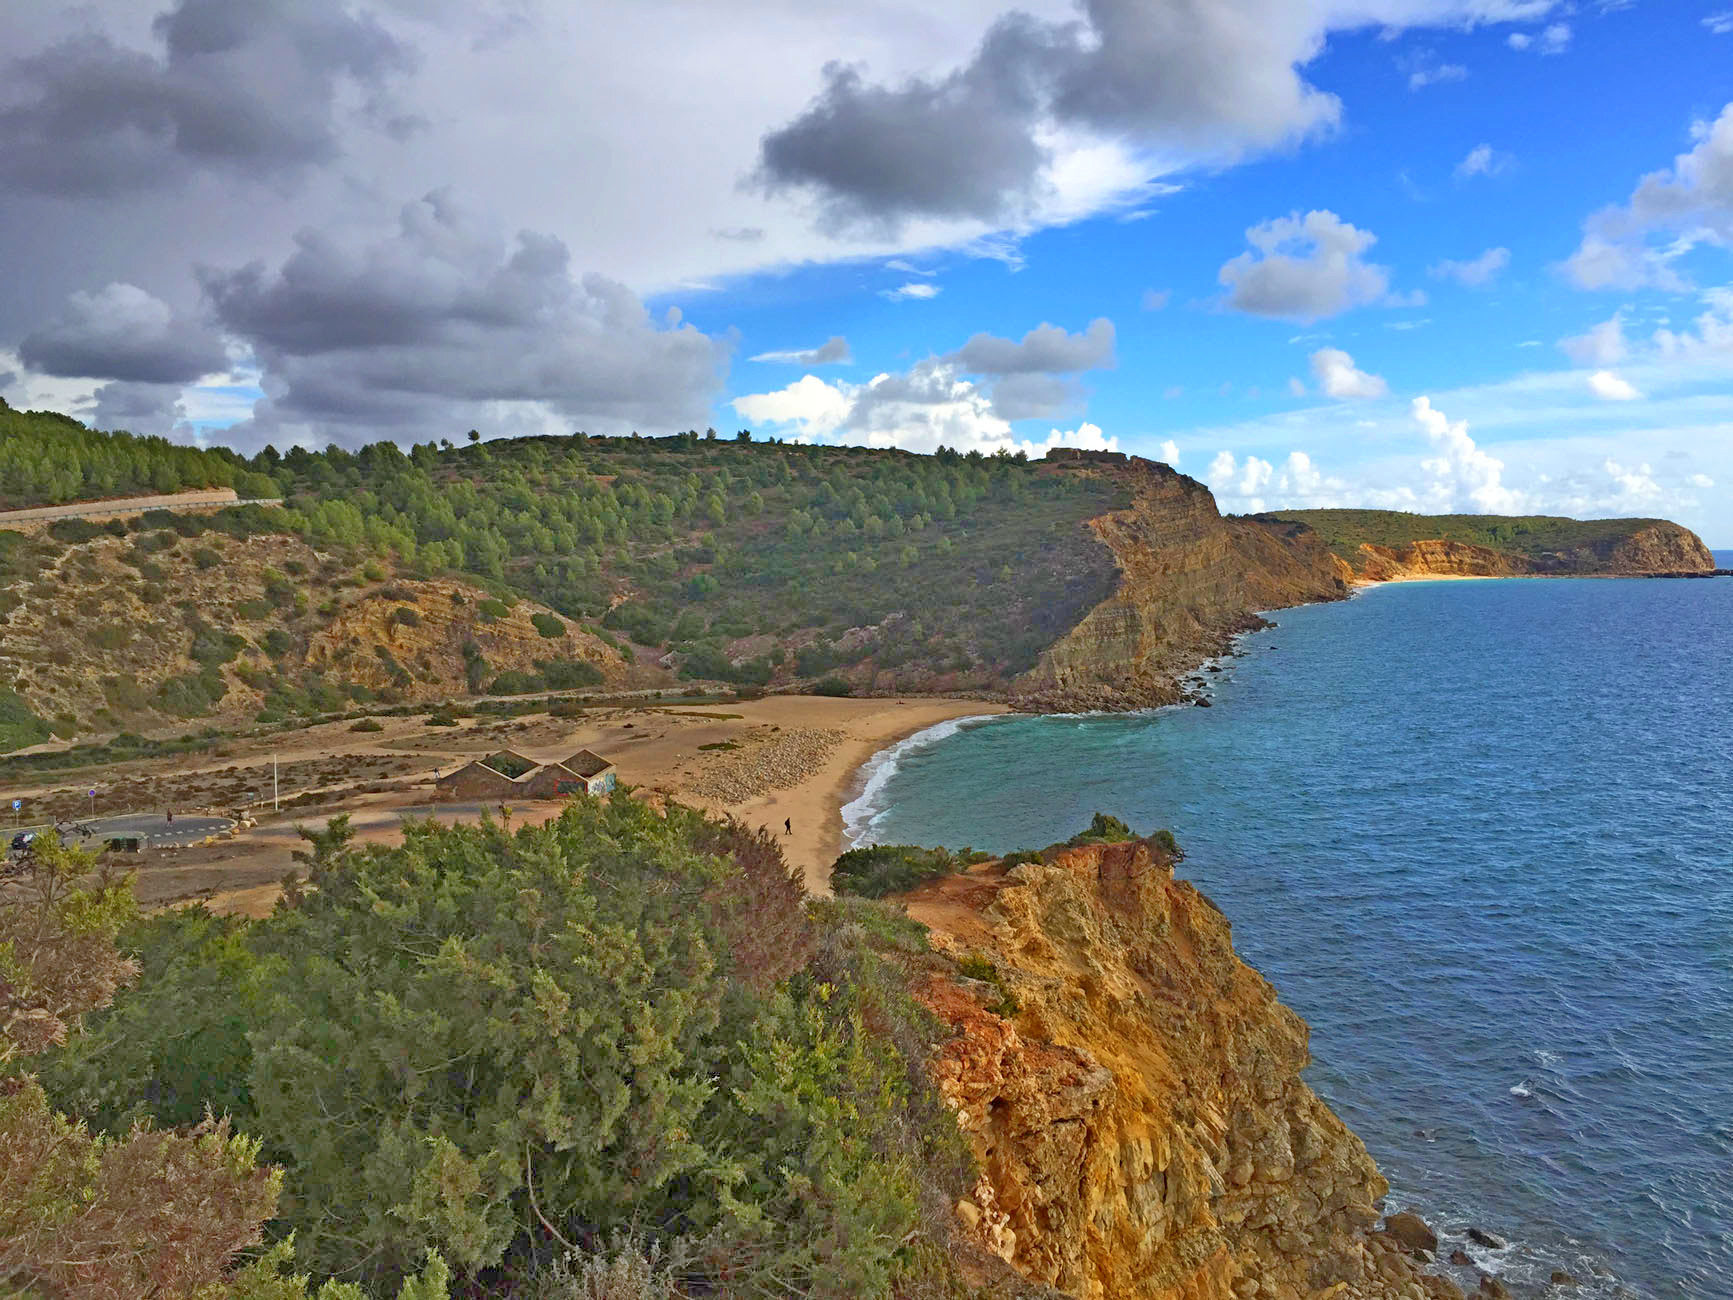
[1256,508,1681,563]
[2,409,1129,705]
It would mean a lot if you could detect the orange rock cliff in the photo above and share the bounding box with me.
[902,839,1463,1300]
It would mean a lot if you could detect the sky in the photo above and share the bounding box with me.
[1,1,1729,543]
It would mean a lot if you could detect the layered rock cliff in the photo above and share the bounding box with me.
[903,840,1460,1300]
[1334,525,1716,582]
[1011,459,1347,711]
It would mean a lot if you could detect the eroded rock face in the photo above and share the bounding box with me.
[1011,462,1346,712]
[1341,524,1715,582]
[906,843,1462,1300]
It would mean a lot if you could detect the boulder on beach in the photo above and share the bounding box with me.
[1381,1210,1438,1255]
[1467,1227,1508,1249]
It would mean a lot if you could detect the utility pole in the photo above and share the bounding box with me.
[273,754,279,813]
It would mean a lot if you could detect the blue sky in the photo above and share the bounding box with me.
[2,0,1729,540]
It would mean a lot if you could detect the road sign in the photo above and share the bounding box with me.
[11,800,18,811]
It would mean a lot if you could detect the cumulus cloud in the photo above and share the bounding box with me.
[1219,210,1392,321]
[1454,144,1513,180]
[732,360,1008,453]
[1411,395,1526,512]
[18,282,226,383]
[1587,370,1642,401]
[1205,448,1344,512]
[1563,101,1733,290]
[200,191,727,446]
[946,319,1115,374]
[880,282,942,301]
[1429,246,1510,287]
[1559,312,1628,366]
[754,0,1353,229]
[1309,347,1388,398]
[750,336,853,365]
[0,0,412,197]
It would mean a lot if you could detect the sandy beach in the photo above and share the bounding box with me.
[105,694,1007,914]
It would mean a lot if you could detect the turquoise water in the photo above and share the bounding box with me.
[852,570,1733,1298]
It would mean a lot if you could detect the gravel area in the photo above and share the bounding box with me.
[683,727,843,804]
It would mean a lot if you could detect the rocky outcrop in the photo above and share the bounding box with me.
[1334,523,1715,582]
[903,842,1461,1300]
[1010,461,1346,712]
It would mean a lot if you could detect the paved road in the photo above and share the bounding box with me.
[78,813,235,848]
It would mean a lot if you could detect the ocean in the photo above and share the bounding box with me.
[846,562,1733,1298]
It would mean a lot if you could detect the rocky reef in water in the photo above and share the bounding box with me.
[899,835,1467,1300]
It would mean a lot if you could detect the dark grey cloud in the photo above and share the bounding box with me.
[986,372,1081,420]
[0,0,411,197]
[755,0,1343,228]
[750,336,852,366]
[90,380,191,438]
[18,282,227,383]
[201,191,729,445]
[755,14,1058,229]
[945,318,1114,374]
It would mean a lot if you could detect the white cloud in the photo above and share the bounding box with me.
[1563,102,1733,290]
[1430,246,1511,287]
[1155,438,1180,466]
[1508,22,1570,52]
[883,259,936,276]
[1219,210,1392,322]
[1288,376,1308,396]
[1412,395,1527,513]
[1706,12,1733,35]
[1587,370,1643,401]
[1559,313,1629,366]
[1206,447,1348,512]
[1018,422,1121,459]
[1602,458,1660,502]
[880,282,941,302]
[1454,144,1513,180]
[1690,472,1716,488]
[1141,288,1170,311]
[1408,62,1468,90]
[731,373,853,435]
[1653,286,1733,359]
[1310,347,1389,398]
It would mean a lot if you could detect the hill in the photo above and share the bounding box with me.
[0,409,1715,751]
[1258,507,1714,578]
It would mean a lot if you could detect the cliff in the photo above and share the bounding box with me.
[1010,461,1347,712]
[1260,509,1714,582]
[902,840,1460,1300]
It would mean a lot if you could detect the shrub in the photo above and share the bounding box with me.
[539,657,604,689]
[829,843,958,898]
[47,518,102,544]
[530,610,566,638]
[1065,812,1136,846]
[0,686,51,753]
[350,718,385,732]
[389,606,422,629]
[476,597,510,622]
[191,546,221,570]
[812,675,853,697]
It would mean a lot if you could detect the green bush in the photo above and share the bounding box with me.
[476,597,510,623]
[1065,812,1136,846]
[192,546,222,570]
[830,843,958,898]
[389,606,422,629]
[0,686,51,753]
[539,657,603,689]
[812,675,853,697]
[530,610,565,638]
[47,517,102,544]
[349,718,385,732]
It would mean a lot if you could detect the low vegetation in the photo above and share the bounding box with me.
[16,799,982,1298]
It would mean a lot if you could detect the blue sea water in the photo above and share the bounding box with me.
[849,569,1733,1298]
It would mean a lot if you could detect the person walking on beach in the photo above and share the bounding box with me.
[784,817,791,836]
